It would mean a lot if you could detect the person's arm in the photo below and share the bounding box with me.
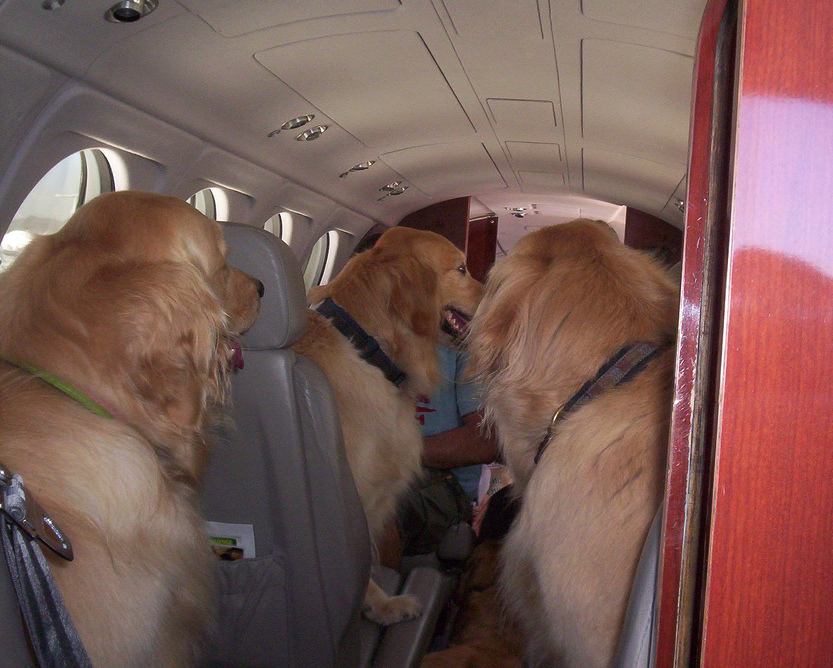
[421,410,499,469]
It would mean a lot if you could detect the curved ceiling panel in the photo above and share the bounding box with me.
[581,39,693,167]
[380,142,505,196]
[506,141,563,172]
[487,98,558,136]
[0,46,59,144]
[582,148,684,219]
[519,171,566,191]
[581,0,708,39]
[256,31,475,149]
[439,0,544,38]
[178,0,401,38]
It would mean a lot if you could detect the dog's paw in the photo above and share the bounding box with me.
[363,592,423,625]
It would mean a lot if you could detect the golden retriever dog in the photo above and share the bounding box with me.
[293,226,482,624]
[0,191,261,667]
[466,219,678,667]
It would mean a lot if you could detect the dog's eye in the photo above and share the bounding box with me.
[457,264,467,275]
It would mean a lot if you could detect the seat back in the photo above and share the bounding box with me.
[200,222,371,668]
[610,505,662,668]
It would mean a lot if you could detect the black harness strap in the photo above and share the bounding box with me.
[314,297,407,388]
[534,339,673,465]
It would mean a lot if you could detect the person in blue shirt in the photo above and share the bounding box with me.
[416,345,495,502]
[380,344,499,566]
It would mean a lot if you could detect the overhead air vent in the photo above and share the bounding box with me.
[339,160,376,178]
[268,114,316,136]
[295,125,328,141]
[379,181,403,193]
[104,0,158,23]
[377,183,409,201]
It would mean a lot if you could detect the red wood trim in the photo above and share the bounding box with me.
[624,207,683,266]
[465,215,498,282]
[699,0,833,665]
[398,197,471,251]
[655,0,731,665]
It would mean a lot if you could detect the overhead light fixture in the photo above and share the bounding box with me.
[295,125,328,141]
[339,160,376,178]
[282,114,315,130]
[42,0,65,9]
[104,0,158,22]
[268,114,316,137]
[377,184,409,201]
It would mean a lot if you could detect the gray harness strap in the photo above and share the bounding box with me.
[1,513,92,668]
[0,470,92,667]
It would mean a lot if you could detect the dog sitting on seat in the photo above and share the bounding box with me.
[0,191,261,667]
[294,226,482,624]
[466,220,678,667]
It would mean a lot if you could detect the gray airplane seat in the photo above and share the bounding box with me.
[610,504,663,668]
[201,222,449,668]
[200,222,370,667]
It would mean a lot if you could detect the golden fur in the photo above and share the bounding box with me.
[0,191,261,667]
[294,226,482,624]
[420,540,523,668]
[467,220,678,667]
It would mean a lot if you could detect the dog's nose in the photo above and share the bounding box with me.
[256,280,265,298]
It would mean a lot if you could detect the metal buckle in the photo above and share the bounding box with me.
[549,404,564,428]
[0,467,74,561]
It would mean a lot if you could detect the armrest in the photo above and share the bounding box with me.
[359,567,402,668]
[371,567,452,668]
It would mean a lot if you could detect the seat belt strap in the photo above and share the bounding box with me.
[1,472,92,668]
[1,519,93,668]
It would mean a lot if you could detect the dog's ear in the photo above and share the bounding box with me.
[88,260,227,482]
[386,256,439,339]
[467,255,545,380]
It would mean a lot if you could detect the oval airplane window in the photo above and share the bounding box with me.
[263,211,294,244]
[187,187,228,221]
[303,229,340,289]
[1,148,116,272]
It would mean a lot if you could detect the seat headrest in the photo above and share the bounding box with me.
[221,222,308,349]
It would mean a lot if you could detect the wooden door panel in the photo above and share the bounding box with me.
[699,0,833,665]
[656,0,733,664]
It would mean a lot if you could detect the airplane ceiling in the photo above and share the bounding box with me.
[0,0,707,248]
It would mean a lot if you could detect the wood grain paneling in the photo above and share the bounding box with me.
[399,197,470,251]
[656,0,732,665]
[465,215,498,282]
[699,0,833,665]
[624,207,683,267]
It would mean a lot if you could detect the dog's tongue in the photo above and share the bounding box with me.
[230,339,245,371]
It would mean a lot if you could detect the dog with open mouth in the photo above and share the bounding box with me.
[294,225,482,625]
